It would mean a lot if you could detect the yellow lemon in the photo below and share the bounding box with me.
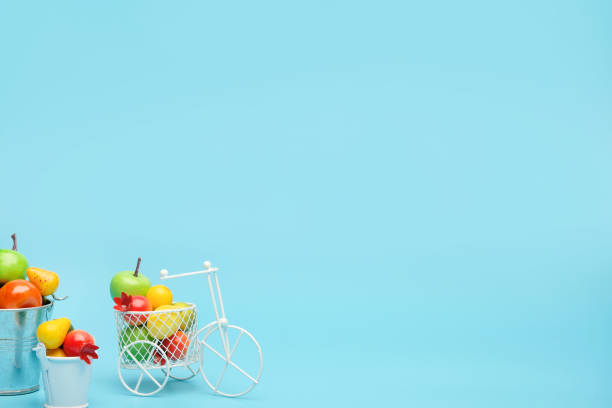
[46,348,67,357]
[147,305,180,340]
[146,285,173,310]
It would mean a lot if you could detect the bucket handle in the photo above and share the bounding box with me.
[52,294,68,302]
[33,343,49,369]
[34,343,53,402]
[45,294,68,321]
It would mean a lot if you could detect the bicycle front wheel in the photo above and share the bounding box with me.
[198,324,263,397]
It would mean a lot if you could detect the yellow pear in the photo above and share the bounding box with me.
[37,318,71,349]
[27,267,59,296]
[147,305,180,340]
[172,302,195,331]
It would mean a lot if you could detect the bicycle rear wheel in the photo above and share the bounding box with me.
[117,340,170,396]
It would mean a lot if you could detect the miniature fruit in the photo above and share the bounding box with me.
[172,302,194,330]
[146,285,172,310]
[26,267,59,296]
[114,292,152,325]
[152,350,167,366]
[161,331,190,360]
[63,330,99,364]
[46,348,67,357]
[0,279,42,309]
[147,305,181,340]
[120,326,153,362]
[125,296,152,325]
[0,234,28,284]
[109,257,151,299]
[37,318,71,349]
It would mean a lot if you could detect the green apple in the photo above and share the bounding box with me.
[120,325,153,362]
[0,234,28,284]
[109,257,152,299]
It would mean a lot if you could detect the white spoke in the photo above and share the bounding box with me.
[202,341,227,363]
[212,331,243,391]
[126,349,162,388]
[146,371,162,388]
[134,373,143,392]
[230,331,243,356]
[217,324,230,356]
[202,338,257,383]
[214,364,229,391]
[227,359,258,384]
[188,366,197,375]
[202,329,258,386]
[223,326,230,356]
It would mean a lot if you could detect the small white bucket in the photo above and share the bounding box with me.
[33,343,92,408]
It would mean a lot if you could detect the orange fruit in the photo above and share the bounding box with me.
[146,285,173,310]
[0,280,42,309]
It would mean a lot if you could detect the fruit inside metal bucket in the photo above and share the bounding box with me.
[0,299,54,395]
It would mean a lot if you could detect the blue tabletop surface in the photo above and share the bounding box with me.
[1,1,611,407]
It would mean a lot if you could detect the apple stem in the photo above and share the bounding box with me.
[134,257,142,277]
[11,234,17,251]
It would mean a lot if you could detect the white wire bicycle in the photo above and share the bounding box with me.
[115,261,263,397]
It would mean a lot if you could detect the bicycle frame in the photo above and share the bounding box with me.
[160,262,232,359]
[156,260,262,397]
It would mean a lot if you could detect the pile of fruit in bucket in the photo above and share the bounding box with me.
[37,318,100,364]
[0,233,63,308]
[111,258,195,364]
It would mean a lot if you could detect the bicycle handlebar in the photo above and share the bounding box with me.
[160,261,219,280]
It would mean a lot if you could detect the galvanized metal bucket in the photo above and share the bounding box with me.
[0,298,54,395]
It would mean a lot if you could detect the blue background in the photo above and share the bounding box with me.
[1,1,611,407]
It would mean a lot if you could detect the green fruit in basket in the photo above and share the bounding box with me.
[0,234,28,284]
[109,257,151,299]
[172,302,195,331]
[120,326,153,362]
[147,305,181,340]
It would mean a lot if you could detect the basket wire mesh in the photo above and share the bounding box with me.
[115,304,198,370]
